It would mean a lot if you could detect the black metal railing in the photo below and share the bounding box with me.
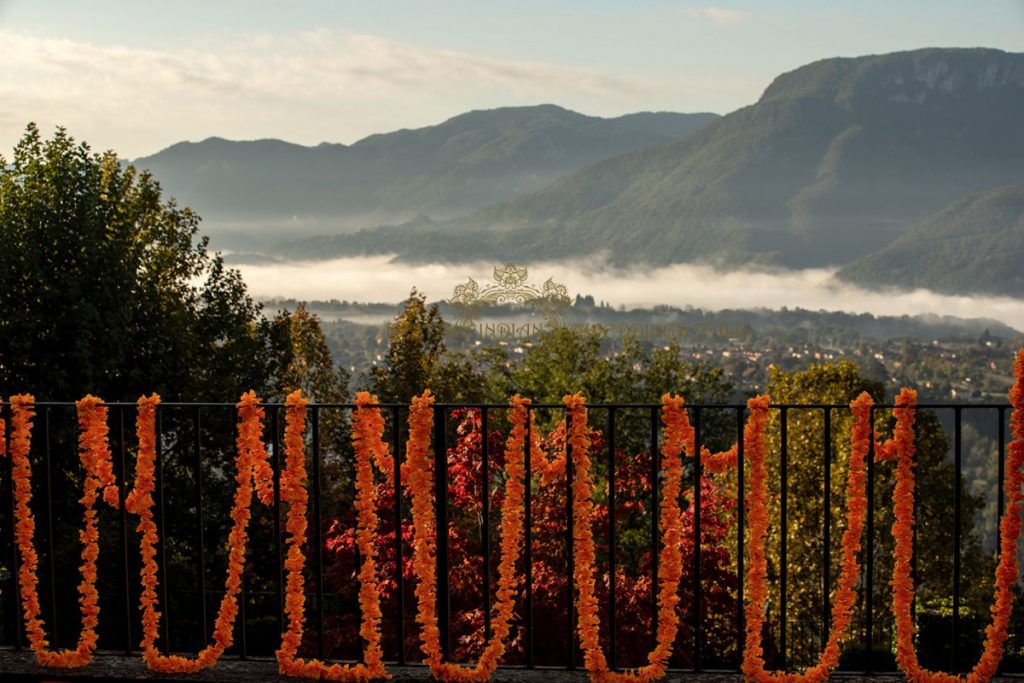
[0,400,1020,674]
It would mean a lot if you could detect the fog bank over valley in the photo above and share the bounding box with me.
[235,255,1024,332]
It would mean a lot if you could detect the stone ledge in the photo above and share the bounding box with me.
[1,651,1016,682]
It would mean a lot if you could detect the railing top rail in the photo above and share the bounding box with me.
[6,400,1013,410]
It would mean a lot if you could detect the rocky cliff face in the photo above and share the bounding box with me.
[759,48,1024,107]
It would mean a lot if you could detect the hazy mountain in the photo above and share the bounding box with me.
[287,48,1024,269]
[837,182,1024,296]
[132,105,717,249]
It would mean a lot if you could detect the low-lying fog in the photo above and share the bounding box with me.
[235,255,1024,332]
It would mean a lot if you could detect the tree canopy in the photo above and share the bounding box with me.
[0,125,275,401]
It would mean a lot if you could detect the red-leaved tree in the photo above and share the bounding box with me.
[320,409,740,668]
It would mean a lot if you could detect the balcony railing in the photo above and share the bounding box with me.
[0,399,1020,675]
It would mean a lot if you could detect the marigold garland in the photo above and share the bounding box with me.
[738,393,869,683]
[528,412,567,484]
[881,355,1024,683]
[276,389,390,681]
[565,392,690,683]
[4,368,1023,681]
[7,394,119,668]
[125,391,272,673]
[347,391,405,487]
[402,390,529,682]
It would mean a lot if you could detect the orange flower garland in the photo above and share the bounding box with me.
[2,368,1022,681]
[403,390,529,682]
[882,355,1024,683]
[566,392,688,683]
[738,393,869,683]
[276,389,390,681]
[528,412,567,484]
[125,391,273,673]
[349,392,404,487]
[7,394,119,667]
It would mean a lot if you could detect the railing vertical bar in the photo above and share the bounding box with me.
[194,407,208,644]
[779,406,788,671]
[155,407,171,653]
[271,406,284,636]
[239,566,248,659]
[735,406,745,664]
[607,407,617,670]
[524,406,534,668]
[693,406,703,671]
[998,406,1006,530]
[6,402,24,649]
[391,407,405,665]
[237,407,248,659]
[481,407,492,643]
[911,418,918,624]
[866,406,875,671]
[650,406,660,650]
[953,406,962,672]
[117,407,133,654]
[44,407,58,647]
[822,408,832,649]
[566,408,575,670]
[434,406,451,659]
[311,406,325,659]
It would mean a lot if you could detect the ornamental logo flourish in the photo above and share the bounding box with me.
[450,263,571,330]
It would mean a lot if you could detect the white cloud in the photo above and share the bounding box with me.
[234,255,1024,332]
[0,29,757,157]
[682,7,751,26]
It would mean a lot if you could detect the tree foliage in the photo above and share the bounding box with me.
[764,361,991,668]
[323,408,741,667]
[370,289,484,403]
[0,124,270,400]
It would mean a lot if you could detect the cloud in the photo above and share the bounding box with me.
[234,255,1024,332]
[682,7,751,26]
[0,29,757,156]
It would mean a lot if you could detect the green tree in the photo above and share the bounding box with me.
[268,302,350,403]
[0,125,356,653]
[268,302,353,505]
[0,124,269,401]
[369,289,483,402]
[501,330,733,405]
[764,361,990,669]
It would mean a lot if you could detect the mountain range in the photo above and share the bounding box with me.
[133,106,717,249]
[134,47,1024,298]
[281,48,1024,277]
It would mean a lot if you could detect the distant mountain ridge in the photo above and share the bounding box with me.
[285,48,1024,274]
[132,105,718,249]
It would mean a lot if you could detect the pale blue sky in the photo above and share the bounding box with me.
[1,1,1022,157]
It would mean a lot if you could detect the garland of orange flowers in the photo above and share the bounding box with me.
[4,375,1022,680]
[527,412,566,484]
[125,391,274,673]
[881,353,1024,683]
[276,389,390,681]
[739,393,869,683]
[403,390,529,682]
[5,394,119,667]
[566,392,688,683]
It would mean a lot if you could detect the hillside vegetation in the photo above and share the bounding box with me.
[286,48,1024,275]
[837,182,1024,296]
[134,105,717,248]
